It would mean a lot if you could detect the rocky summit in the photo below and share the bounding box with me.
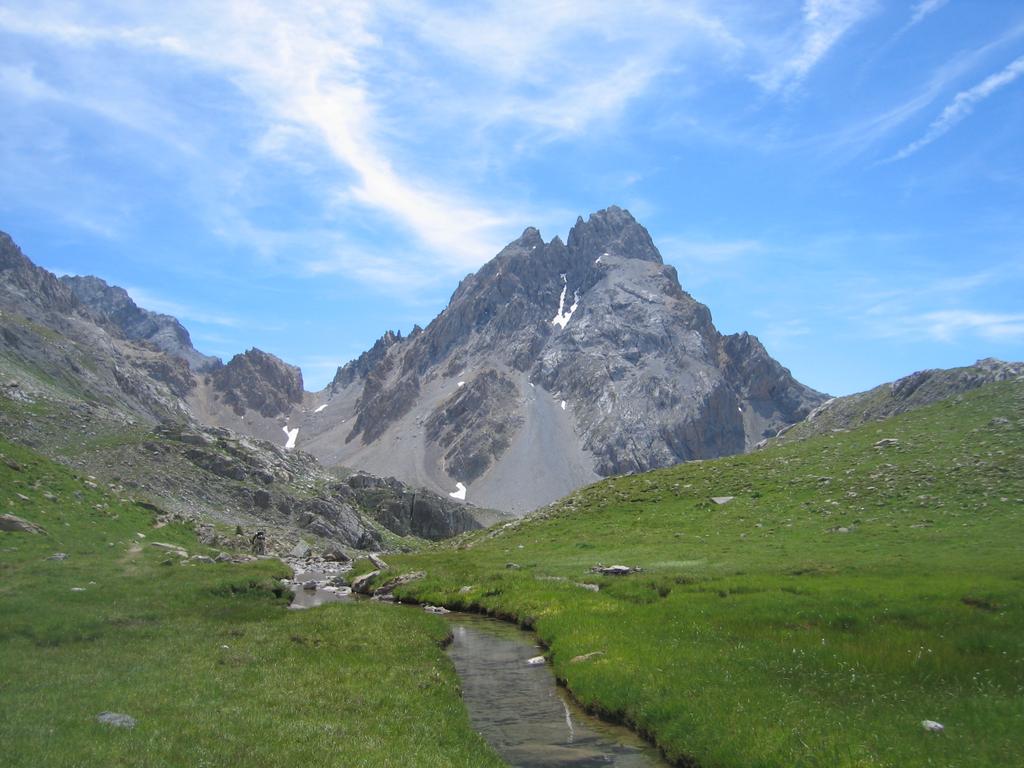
[296,206,826,513]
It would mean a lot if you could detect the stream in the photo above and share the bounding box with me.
[287,565,669,767]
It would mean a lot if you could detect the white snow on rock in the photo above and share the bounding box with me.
[449,482,467,501]
[282,426,299,450]
[552,274,579,329]
[314,404,328,413]
[457,381,465,388]
[561,400,567,410]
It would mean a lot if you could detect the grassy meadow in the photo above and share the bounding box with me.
[0,438,504,768]
[362,380,1024,767]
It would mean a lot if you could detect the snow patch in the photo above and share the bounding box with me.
[457,381,465,388]
[449,482,467,501]
[560,400,567,411]
[551,274,579,329]
[282,426,299,450]
[314,404,328,413]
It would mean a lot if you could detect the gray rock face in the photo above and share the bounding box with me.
[304,206,825,513]
[211,348,304,418]
[60,275,218,372]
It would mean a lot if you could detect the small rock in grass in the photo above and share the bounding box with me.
[70,587,86,592]
[458,585,473,594]
[570,651,604,664]
[874,438,899,448]
[505,562,521,570]
[47,552,69,561]
[215,552,232,563]
[368,553,388,570]
[575,583,600,592]
[97,712,136,729]
[424,605,449,614]
[526,655,545,666]
[921,720,944,733]
[0,514,46,534]
[711,496,735,505]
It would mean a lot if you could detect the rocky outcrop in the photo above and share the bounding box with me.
[211,348,303,418]
[425,370,522,482]
[60,275,218,372]
[342,472,485,540]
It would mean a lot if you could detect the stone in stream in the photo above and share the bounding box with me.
[302,580,318,591]
[424,605,449,615]
[526,655,546,666]
[323,546,351,563]
[97,712,137,728]
[0,514,46,534]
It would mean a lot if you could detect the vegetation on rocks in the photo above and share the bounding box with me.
[360,379,1024,767]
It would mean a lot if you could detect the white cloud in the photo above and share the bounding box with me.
[123,286,240,327]
[754,0,878,93]
[909,0,950,28]
[916,310,1024,342]
[890,54,1024,161]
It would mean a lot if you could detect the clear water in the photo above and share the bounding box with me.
[444,613,669,768]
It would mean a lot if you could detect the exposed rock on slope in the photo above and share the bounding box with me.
[771,358,1024,446]
[60,275,219,371]
[300,206,826,513]
[210,348,304,418]
[0,232,191,422]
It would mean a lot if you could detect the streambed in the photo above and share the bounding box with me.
[289,571,668,767]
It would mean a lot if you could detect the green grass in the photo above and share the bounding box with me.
[366,380,1024,767]
[0,439,504,768]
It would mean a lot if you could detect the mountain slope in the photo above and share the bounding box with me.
[771,357,1023,447]
[300,207,825,513]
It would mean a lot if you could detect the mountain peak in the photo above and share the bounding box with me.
[567,205,662,264]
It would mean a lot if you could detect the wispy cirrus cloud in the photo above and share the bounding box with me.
[890,54,1024,161]
[754,0,878,93]
[909,0,950,28]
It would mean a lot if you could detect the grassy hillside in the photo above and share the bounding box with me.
[0,438,504,768]
[371,380,1024,767]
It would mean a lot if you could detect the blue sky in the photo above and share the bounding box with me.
[1,1,1022,395]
